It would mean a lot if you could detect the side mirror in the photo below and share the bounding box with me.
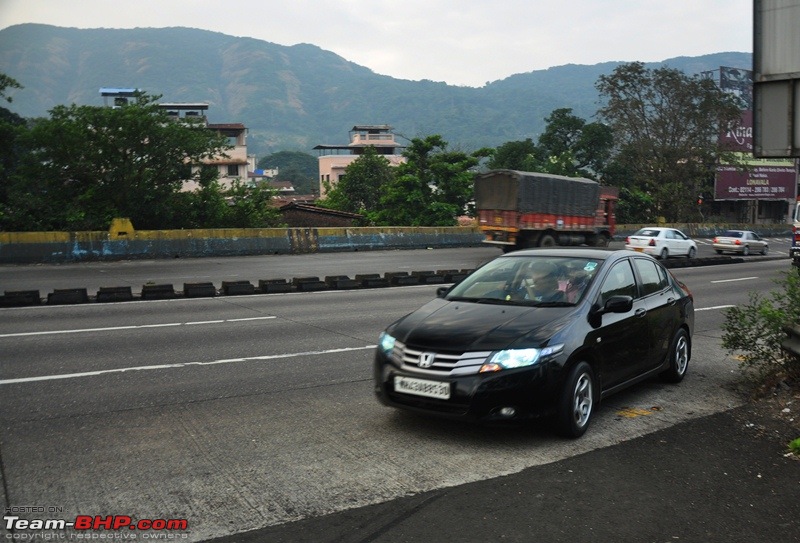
[436,286,450,298]
[588,295,634,328]
[603,295,634,314]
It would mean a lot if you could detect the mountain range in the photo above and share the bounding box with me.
[0,23,752,158]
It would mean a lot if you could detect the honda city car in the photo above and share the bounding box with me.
[712,230,769,256]
[625,227,697,259]
[373,249,694,438]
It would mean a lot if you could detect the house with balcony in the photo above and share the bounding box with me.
[313,125,406,197]
[157,103,250,191]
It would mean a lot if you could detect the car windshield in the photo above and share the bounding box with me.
[446,255,602,306]
[722,231,744,238]
[634,229,660,237]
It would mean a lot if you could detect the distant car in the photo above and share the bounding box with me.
[373,248,694,438]
[712,230,768,256]
[624,227,697,259]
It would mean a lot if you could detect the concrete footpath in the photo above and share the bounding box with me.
[209,395,800,543]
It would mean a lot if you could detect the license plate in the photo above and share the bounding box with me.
[394,376,451,400]
[634,247,644,252]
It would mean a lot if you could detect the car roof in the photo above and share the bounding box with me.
[501,248,630,260]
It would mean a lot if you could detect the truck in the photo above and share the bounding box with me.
[475,169,619,252]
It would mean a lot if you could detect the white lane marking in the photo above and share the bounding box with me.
[0,345,376,385]
[696,305,736,311]
[710,277,758,283]
[0,316,276,338]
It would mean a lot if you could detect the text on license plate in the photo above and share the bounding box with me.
[394,376,451,400]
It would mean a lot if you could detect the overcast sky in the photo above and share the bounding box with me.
[0,0,753,87]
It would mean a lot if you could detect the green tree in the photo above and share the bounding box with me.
[486,138,543,171]
[317,146,394,216]
[373,135,489,226]
[258,150,318,195]
[596,62,742,222]
[536,108,614,178]
[7,92,231,230]
[0,74,25,229]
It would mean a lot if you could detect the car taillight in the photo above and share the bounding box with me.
[735,239,741,245]
[713,237,718,243]
[649,239,656,246]
[625,236,630,243]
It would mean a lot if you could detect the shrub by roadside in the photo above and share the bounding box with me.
[722,269,800,457]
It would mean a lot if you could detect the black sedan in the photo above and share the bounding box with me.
[373,248,694,438]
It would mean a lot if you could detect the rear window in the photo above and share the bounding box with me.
[635,229,660,237]
[722,231,743,238]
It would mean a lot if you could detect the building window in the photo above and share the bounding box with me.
[227,164,239,177]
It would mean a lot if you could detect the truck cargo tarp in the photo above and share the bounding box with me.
[475,170,600,216]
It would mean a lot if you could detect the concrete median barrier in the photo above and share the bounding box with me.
[96,286,134,303]
[183,282,218,298]
[1,290,41,307]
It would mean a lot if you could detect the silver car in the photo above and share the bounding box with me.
[712,230,768,256]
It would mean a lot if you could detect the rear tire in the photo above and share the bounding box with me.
[539,234,557,247]
[742,245,750,256]
[660,328,690,383]
[659,248,668,260]
[594,235,609,247]
[555,362,595,438]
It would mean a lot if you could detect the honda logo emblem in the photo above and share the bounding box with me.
[418,352,436,368]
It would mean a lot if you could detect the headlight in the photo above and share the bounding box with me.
[378,331,396,355]
[479,344,564,373]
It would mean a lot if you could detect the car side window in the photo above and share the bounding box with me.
[598,260,637,304]
[633,258,668,296]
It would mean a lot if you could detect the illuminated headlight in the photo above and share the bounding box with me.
[479,344,564,373]
[378,332,396,355]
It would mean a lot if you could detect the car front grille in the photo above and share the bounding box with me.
[391,340,491,376]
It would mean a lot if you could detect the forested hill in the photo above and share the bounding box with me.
[0,23,752,157]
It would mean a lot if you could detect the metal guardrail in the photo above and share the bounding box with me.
[781,324,800,360]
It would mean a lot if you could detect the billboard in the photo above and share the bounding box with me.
[753,0,800,157]
[715,110,797,200]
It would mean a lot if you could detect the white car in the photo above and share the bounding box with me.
[625,227,697,259]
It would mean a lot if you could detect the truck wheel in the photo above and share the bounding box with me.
[594,235,609,247]
[539,234,557,247]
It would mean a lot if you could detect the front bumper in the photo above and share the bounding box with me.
[373,350,561,422]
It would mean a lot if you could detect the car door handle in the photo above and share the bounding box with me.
[635,308,647,318]
[667,297,676,306]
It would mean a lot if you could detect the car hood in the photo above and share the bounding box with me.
[388,298,575,352]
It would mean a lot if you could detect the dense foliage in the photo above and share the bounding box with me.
[596,62,743,222]
[722,270,800,387]
[318,135,490,226]
[0,91,283,231]
[317,146,395,220]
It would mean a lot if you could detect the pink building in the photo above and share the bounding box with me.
[313,125,405,196]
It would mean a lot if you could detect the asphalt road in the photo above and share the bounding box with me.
[0,236,792,295]
[0,252,798,541]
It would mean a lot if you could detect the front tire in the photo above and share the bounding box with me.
[761,245,769,255]
[687,246,696,259]
[555,361,595,438]
[660,328,690,383]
